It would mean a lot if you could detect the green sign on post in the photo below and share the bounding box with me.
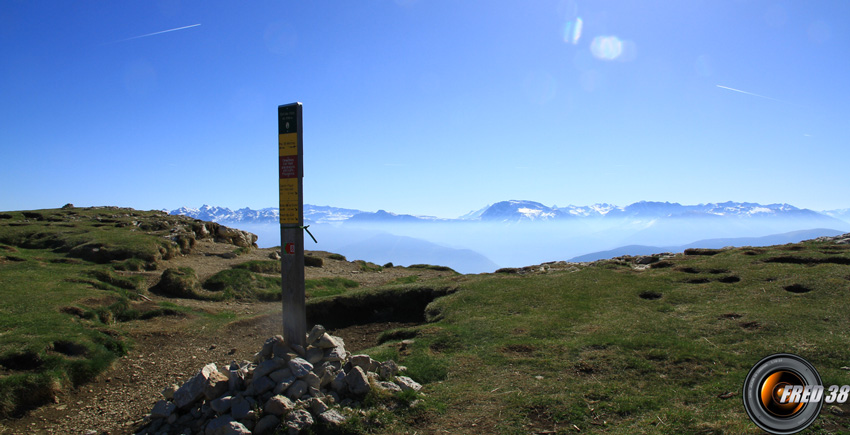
[278,102,305,348]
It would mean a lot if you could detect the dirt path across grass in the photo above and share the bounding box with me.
[0,309,417,435]
[0,242,453,435]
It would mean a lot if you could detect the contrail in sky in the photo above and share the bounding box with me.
[109,23,201,44]
[716,84,784,103]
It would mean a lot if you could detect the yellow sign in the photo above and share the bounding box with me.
[279,178,299,224]
[279,133,297,156]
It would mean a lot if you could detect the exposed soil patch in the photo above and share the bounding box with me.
[574,360,596,374]
[524,404,563,434]
[639,291,662,300]
[0,351,44,371]
[784,284,812,293]
[684,248,724,256]
[717,276,741,283]
[719,313,743,320]
[708,268,730,274]
[742,249,764,256]
[683,278,711,284]
[306,286,457,328]
[649,260,674,269]
[765,256,850,266]
[740,321,761,330]
[51,341,88,357]
[821,245,850,253]
[0,316,420,435]
[677,267,700,274]
[501,344,536,354]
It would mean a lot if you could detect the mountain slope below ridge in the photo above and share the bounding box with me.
[336,232,500,274]
[570,228,847,262]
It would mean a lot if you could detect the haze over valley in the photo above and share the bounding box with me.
[171,200,850,274]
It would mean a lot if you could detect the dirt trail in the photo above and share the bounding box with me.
[0,242,454,435]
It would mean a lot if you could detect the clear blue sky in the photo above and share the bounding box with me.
[2,1,848,218]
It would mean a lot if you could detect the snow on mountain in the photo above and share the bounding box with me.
[477,200,563,222]
[171,201,848,226]
[170,204,361,224]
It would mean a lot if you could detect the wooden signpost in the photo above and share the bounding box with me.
[279,102,306,348]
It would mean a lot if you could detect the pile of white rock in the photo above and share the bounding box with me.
[136,325,422,435]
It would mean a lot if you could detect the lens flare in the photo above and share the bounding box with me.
[563,17,583,45]
[590,36,623,60]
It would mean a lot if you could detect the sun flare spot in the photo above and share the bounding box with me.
[590,35,623,60]
[563,17,583,45]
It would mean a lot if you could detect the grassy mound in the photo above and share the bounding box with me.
[336,239,850,434]
[203,269,281,301]
[0,206,252,418]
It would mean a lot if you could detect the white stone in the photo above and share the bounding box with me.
[306,324,326,345]
[331,371,347,393]
[264,394,295,416]
[151,400,176,418]
[210,396,232,414]
[268,368,293,383]
[254,357,287,379]
[288,357,313,378]
[161,384,179,400]
[378,381,403,393]
[204,414,234,435]
[251,375,276,395]
[315,333,338,349]
[230,395,255,420]
[395,376,422,392]
[324,344,347,362]
[285,409,313,432]
[348,354,374,372]
[286,380,308,400]
[254,414,281,435]
[175,363,218,409]
[309,397,328,414]
[272,375,297,395]
[345,366,371,396]
[318,409,347,426]
[303,371,321,390]
[378,360,399,381]
[305,347,324,365]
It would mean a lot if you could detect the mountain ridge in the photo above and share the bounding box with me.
[169,200,850,225]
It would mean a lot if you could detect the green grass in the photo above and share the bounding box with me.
[305,277,360,298]
[407,264,456,273]
[0,246,130,417]
[391,275,419,285]
[202,268,281,301]
[232,260,281,274]
[355,260,383,272]
[350,241,850,434]
[0,206,250,418]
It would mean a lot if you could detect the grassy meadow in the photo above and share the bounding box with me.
[1,206,850,434]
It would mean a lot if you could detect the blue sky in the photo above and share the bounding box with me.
[2,1,848,218]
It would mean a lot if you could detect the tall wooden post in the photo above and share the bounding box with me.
[278,103,306,348]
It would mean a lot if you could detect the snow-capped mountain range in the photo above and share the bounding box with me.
[169,200,850,226]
